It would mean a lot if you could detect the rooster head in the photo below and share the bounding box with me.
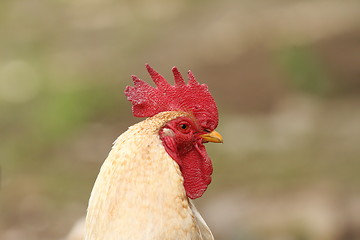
[125,64,222,199]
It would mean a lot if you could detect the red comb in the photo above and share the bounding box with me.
[124,64,218,129]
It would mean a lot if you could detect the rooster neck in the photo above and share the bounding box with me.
[86,112,213,239]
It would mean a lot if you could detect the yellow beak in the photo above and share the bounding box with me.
[201,130,223,143]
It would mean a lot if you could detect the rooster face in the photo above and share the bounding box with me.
[159,115,222,199]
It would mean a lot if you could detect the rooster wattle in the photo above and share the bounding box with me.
[85,64,222,240]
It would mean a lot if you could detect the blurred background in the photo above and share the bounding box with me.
[1,0,360,239]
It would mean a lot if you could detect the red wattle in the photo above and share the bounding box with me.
[161,136,213,199]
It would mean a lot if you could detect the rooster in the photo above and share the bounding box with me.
[85,64,223,240]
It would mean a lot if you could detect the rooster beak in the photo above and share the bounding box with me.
[201,130,223,143]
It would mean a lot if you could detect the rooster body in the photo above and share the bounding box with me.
[85,65,221,240]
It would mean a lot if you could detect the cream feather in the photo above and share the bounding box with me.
[85,111,214,240]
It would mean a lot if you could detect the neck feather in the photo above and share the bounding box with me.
[86,112,199,239]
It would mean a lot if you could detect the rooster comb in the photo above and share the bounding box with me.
[124,64,218,126]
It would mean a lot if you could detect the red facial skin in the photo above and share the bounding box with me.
[159,116,213,199]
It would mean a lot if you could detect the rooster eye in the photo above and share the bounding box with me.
[178,122,190,132]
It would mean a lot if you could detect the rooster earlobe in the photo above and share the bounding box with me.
[146,64,171,90]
